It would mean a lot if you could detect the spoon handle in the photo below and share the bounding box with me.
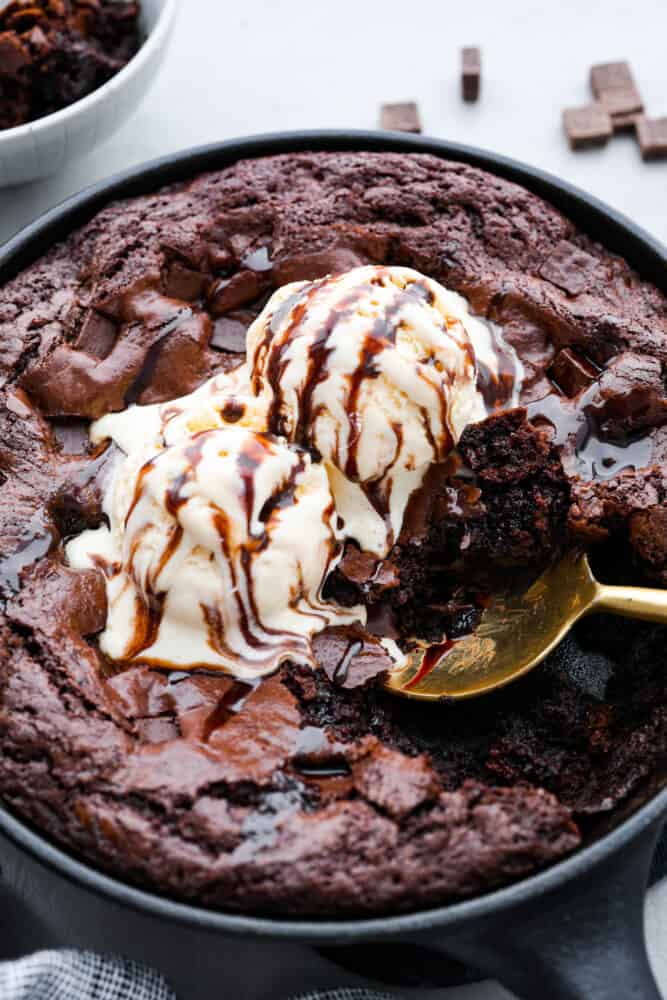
[594,583,667,624]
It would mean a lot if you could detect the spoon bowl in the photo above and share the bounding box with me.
[384,550,667,701]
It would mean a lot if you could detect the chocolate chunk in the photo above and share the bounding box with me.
[0,30,30,77]
[461,46,481,102]
[563,104,612,149]
[549,347,598,398]
[352,744,439,819]
[365,601,400,639]
[380,102,422,134]
[538,240,599,296]
[636,116,667,161]
[590,61,643,118]
[207,269,272,315]
[598,87,643,117]
[584,352,667,441]
[210,314,249,353]
[611,111,640,133]
[590,61,635,94]
[338,545,399,592]
[163,261,209,301]
[75,309,118,359]
[136,718,179,744]
[272,247,369,286]
[312,625,393,689]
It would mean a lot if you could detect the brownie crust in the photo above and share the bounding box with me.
[0,151,665,916]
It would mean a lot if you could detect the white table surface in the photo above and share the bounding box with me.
[1,0,666,996]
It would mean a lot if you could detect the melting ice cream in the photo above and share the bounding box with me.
[67,266,521,676]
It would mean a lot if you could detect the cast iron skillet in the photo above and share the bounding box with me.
[0,131,666,1000]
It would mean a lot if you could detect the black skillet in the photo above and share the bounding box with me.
[0,131,665,1000]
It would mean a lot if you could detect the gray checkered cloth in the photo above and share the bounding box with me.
[294,994,393,999]
[0,951,399,1000]
[0,951,177,1000]
[0,952,397,999]
[0,834,665,999]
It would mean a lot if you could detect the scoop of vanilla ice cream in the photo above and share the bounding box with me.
[247,266,487,556]
[66,265,522,678]
[67,423,363,677]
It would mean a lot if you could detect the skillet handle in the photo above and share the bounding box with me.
[426,819,664,1000]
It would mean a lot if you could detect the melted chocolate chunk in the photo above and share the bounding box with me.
[312,625,393,689]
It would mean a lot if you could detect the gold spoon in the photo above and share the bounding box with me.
[384,549,667,701]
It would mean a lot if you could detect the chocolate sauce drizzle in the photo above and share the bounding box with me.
[200,679,257,740]
[472,316,522,414]
[405,638,458,690]
[254,271,469,544]
[332,638,363,686]
[117,428,339,671]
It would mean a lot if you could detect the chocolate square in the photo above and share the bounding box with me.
[380,102,422,134]
[461,46,481,102]
[590,61,643,119]
[590,61,635,94]
[563,104,612,149]
[611,111,640,133]
[636,116,667,161]
[598,87,643,117]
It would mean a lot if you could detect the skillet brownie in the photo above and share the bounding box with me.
[0,152,666,916]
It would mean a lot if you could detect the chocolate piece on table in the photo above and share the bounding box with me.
[590,60,635,93]
[380,102,422,133]
[590,60,644,124]
[599,87,644,117]
[636,116,667,161]
[611,111,640,133]
[563,104,612,149]
[461,46,481,102]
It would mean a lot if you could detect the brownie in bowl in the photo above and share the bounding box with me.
[0,151,666,917]
[0,0,142,130]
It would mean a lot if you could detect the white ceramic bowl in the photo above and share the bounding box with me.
[0,0,178,186]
